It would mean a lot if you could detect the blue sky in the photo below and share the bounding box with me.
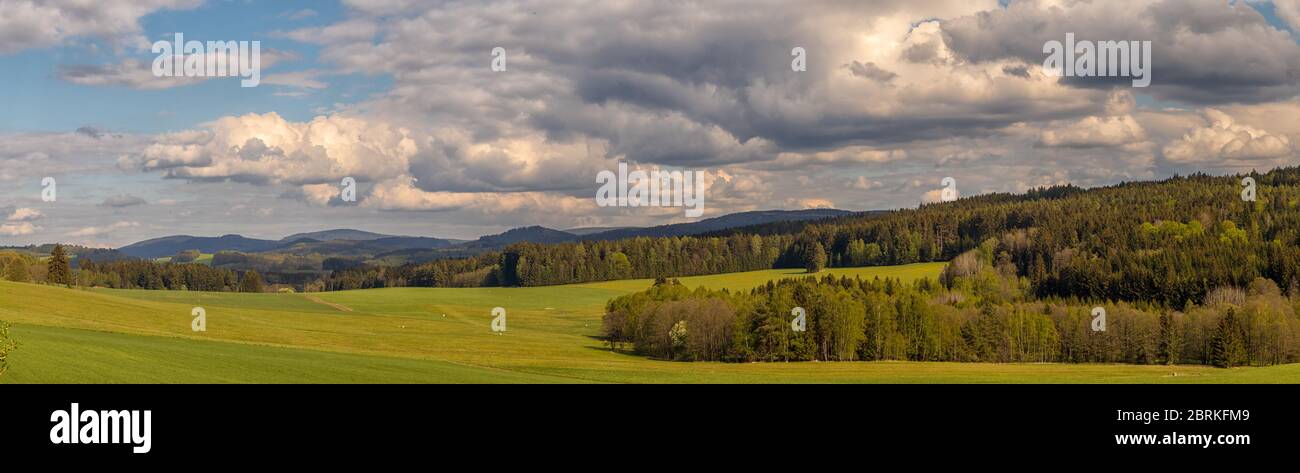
[0,0,389,134]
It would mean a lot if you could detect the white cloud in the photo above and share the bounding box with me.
[6,208,43,222]
[921,189,948,204]
[1039,115,1147,148]
[67,221,139,238]
[362,176,594,221]
[0,0,202,54]
[767,148,908,170]
[1163,108,1295,165]
[1274,0,1300,31]
[122,112,417,186]
[0,222,40,236]
[790,198,835,210]
[849,177,883,191]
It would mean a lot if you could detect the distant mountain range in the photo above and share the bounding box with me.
[119,234,283,258]
[580,209,851,240]
[114,208,858,260]
[281,229,398,242]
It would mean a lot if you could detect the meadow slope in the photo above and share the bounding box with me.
[3,263,1299,383]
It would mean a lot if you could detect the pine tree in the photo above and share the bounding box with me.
[804,242,826,274]
[1157,311,1173,365]
[1210,309,1244,368]
[47,244,72,286]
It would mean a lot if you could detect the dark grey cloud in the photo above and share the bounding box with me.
[943,0,1300,105]
[845,61,899,83]
[100,194,147,208]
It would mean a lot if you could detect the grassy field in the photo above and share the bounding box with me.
[152,253,214,265]
[3,262,1299,383]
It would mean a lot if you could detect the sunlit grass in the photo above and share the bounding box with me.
[2,262,1297,383]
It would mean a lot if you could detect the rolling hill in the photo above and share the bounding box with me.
[581,209,854,240]
[119,234,282,258]
[111,209,858,266]
[4,263,1298,383]
[281,229,399,242]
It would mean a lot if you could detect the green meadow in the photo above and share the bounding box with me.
[2,262,1298,383]
[152,253,214,265]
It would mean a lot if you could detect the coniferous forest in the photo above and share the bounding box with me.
[324,168,1300,307]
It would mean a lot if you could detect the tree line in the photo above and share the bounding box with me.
[314,232,800,290]
[602,244,1300,366]
[1,245,267,293]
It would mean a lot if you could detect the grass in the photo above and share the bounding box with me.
[3,324,571,384]
[2,262,1298,383]
[151,253,213,265]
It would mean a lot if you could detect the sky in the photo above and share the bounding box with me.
[2,0,1300,247]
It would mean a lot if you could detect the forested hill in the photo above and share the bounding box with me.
[791,170,1296,307]
[325,168,1300,308]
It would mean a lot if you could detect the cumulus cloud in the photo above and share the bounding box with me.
[1275,0,1300,31]
[293,0,1101,155]
[942,0,1300,104]
[68,221,139,238]
[5,208,43,222]
[361,176,598,225]
[765,147,908,170]
[0,0,201,54]
[921,188,949,204]
[1040,115,1148,148]
[1163,108,1295,165]
[0,222,40,236]
[790,198,836,209]
[849,176,883,191]
[121,112,416,185]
